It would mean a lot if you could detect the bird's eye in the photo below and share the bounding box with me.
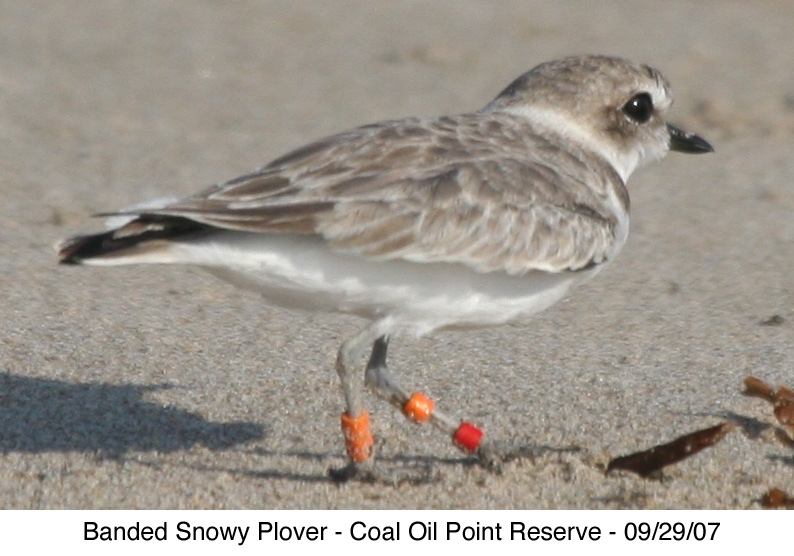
[622,93,654,124]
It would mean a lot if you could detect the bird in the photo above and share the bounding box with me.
[57,54,713,483]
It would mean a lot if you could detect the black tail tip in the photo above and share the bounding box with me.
[55,231,114,265]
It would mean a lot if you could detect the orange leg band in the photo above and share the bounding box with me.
[341,411,374,462]
[403,392,435,423]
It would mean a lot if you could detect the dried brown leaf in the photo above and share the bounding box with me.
[607,422,735,477]
[743,376,775,402]
[761,488,794,509]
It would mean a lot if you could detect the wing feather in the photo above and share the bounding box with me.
[128,113,626,274]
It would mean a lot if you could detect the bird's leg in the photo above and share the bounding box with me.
[330,328,494,483]
[330,325,380,482]
[331,326,438,484]
[363,337,490,465]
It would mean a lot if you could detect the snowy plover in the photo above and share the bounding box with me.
[58,55,712,482]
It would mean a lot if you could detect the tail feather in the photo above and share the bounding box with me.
[56,215,208,265]
[57,230,118,264]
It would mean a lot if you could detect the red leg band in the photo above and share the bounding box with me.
[403,392,435,423]
[341,411,374,462]
[453,422,484,452]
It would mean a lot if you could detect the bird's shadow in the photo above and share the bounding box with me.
[0,372,464,484]
[0,372,264,456]
[0,372,583,484]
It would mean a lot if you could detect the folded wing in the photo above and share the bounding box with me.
[104,114,623,275]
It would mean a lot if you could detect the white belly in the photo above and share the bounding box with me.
[172,231,599,336]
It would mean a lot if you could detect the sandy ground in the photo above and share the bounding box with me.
[1,0,793,509]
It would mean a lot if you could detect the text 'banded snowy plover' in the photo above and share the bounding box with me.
[58,55,712,483]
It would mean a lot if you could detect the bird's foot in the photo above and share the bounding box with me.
[476,441,544,473]
[329,459,440,485]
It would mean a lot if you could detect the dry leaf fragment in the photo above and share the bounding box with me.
[761,488,794,509]
[744,376,794,440]
[743,376,776,402]
[607,422,735,477]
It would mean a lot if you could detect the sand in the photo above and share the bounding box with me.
[1,0,792,509]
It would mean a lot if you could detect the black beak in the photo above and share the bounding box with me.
[667,124,714,154]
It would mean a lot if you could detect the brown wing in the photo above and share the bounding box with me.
[131,113,625,274]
